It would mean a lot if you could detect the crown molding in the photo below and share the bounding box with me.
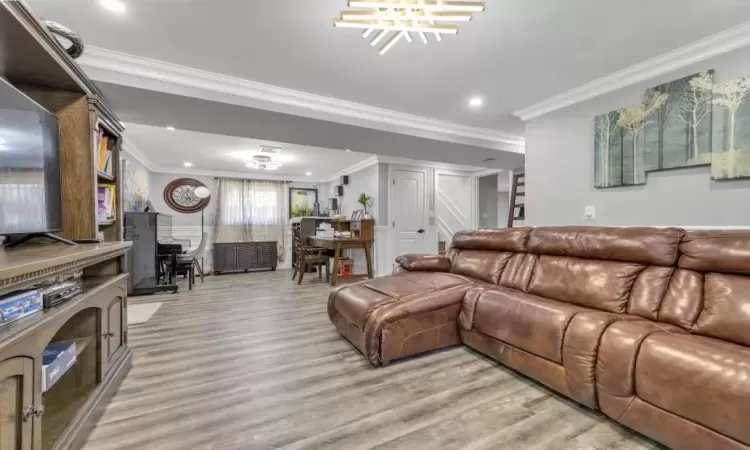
[325,154,487,183]
[513,21,750,121]
[377,155,484,172]
[327,155,380,183]
[79,46,525,151]
[121,137,155,171]
[151,166,324,183]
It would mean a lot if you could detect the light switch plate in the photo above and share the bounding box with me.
[584,205,596,220]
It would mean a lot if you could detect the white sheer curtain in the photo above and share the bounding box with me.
[213,178,286,261]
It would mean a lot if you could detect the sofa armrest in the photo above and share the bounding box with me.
[363,284,471,365]
[395,254,451,273]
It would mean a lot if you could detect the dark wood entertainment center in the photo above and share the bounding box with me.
[0,243,132,450]
[0,1,133,448]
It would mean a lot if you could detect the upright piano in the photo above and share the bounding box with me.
[124,212,187,295]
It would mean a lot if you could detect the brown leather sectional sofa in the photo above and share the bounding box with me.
[327,226,750,450]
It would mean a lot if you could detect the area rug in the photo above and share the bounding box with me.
[127,303,162,325]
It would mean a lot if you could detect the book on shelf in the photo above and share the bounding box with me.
[42,341,77,392]
[97,183,116,222]
[97,132,113,177]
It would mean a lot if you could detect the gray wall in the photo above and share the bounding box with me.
[478,174,499,228]
[526,45,750,226]
[336,164,380,220]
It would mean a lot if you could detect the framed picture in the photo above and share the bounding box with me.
[289,188,318,218]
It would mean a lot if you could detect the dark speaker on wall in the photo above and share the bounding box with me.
[328,198,338,212]
[340,175,349,185]
[335,185,344,197]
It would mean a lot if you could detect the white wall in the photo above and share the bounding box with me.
[498,188,510,228]
[327,164,381,274]
[526,45,750,226]
[478,174,499,229]
[149,173,322,270]
[436,170,474,242]
[149,173,217,270]
[335,164,379,219]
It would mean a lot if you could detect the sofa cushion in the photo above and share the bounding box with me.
[527,255,643,313]
[451,228,530,252]
[679,230,750,275]
[497,253,537,291]
[451,250,512,284]
[366,272,475,298]
[332,272,474,329]
[528,226,683,266]
[627,266,675,321]
[470,287,590,363]
[659,268,703,329]
[331,284,397,329]
[635,333,750,446]
[693,272,750,347]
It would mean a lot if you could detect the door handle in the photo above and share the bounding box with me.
[417,229,425,234]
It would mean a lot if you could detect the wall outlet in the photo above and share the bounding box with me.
[584,206,596,220]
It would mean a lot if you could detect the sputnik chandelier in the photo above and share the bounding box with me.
[334,0,486,56]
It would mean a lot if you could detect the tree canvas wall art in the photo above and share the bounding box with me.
[594,92,666,188]
[595,71,719,188]
[644,71,714,171]
[711,76,750,180]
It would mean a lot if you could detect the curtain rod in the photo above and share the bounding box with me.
[213,176,299,183]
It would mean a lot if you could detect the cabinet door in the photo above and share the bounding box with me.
[0,358,34,450]
[213,244,237,273]
[236,243,258,270]
[257,242,277,269]
[106,296,125,365]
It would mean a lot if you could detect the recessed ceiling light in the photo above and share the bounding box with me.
[166,126,176,131]
[346,149,352,152]
[305,172,312,176]
[100,0,126,13]
[468,97,484,108]
[184,162,193,167]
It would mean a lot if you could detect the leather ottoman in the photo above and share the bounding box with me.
[327,272,477,366]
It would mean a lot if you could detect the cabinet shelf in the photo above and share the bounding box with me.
[96,171,115,181]
[49,336,91,358]
[42,384,96,450]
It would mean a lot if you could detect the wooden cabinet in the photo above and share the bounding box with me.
[105,296,125,367]
[0,243,132,450]
[213,242,277,274]
[0,358,34,450]
[213,243,237,273]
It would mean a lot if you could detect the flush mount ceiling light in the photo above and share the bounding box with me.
[100,0,126,13]
[468,96,484,108]
[245,154,282,171]
[334,0,485,55]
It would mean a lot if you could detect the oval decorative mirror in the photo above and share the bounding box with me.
[163,178,211,213]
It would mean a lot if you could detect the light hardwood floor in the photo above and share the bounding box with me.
[83,270,662,450]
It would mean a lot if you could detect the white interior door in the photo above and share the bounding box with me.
[391,168,427,256]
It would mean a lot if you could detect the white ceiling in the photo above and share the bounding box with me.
[124,123,372,180]
[27,0,750,136]
[102,81,524,170]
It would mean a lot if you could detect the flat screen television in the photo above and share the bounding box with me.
[0,77,63,239]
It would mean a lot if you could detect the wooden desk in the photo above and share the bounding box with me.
[308,236,374,286]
